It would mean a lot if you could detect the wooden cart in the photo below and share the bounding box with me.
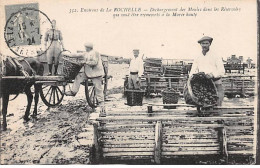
[2,55,110,108]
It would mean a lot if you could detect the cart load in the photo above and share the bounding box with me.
[143,58,163,76]
[184,72,218,107]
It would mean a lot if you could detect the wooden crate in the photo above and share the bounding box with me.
[93,106,254,164]
[223,77,255,96]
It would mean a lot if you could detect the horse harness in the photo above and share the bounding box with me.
[2,56,37,99]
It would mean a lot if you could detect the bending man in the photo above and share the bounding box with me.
[65,42,105,116]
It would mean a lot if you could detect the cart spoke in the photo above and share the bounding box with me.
[55,88,60,102]
[44,86,52,99]
[48,87,53,103]
[53,87,56,104]
[57,86,63,95]
[42,85,49,90]
[90,87,94,100]
[93,88,96,105]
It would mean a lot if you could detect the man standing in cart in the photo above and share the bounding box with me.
[128,49,144,89]
[44,20,65,75]
[189,36,225,106]
[64,42,105,116]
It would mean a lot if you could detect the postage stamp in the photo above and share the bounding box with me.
[4,3,53,57]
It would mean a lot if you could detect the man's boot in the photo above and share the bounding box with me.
[48,64,52,75]
[54,65,59,75]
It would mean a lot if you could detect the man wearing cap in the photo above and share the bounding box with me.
[64,42,105,116]
[189,36,225,106]
[128,49,144,89]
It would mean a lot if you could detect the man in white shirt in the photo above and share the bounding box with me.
[128,49,144,89]
[64,42,105,116]
[189,36,225,106]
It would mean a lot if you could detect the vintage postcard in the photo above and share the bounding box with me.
[0,0,259,165]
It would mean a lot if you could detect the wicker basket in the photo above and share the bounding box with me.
[126,89,145,106]
[184,72,218,107]
[63,58,83,80]
[162,89,179,109]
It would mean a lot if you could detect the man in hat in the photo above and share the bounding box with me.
[189,36,225,106]
[64,42,105,116]
[128,49,144,89]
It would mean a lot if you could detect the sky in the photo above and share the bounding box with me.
[0,0,258,61]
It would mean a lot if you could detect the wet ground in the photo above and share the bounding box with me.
[0,64,257,164]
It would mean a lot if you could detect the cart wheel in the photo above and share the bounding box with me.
[40,84,65,107]
[85,79,98,108]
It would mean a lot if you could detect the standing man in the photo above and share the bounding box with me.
[128,49,144,90]
[64,42,105,116]
[189,36,225,106]
[44,20,65,75]
[246,57,253,69]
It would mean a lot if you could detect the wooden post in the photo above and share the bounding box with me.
[217,120,228,164]
[231,79,234,94]
[93,122,101,163]
[154,121,162,164]
[147,74,151,96]
[242,79,245,96]
[168,78,172,89]
[147,105,153,114]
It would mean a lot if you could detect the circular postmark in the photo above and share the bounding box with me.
[4,7,53,57]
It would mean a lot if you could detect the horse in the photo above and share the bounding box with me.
[1,56,44,131]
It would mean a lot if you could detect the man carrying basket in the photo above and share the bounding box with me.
[189,36,225,106]
[64,42,105,116]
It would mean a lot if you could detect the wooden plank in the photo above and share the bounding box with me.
[228,151,254,155]
[163,131,217,135]
[226,126,253,130]
[163,124,224,128]
[227,146,253,151]
[99,124,155,128]
[162,146,219,152]
[227,140,254,143]
[101,139,155,144]
[163,143,219,147]
[2,75,66,81]
[103,155,153,160]
[97,116,253,121]
[103,152,154,157]
[162,151,218,155]
[148,103,195,107]
[103,148,154,152]
[154,121,162,164]
[213,106,254,110]
[163,139,218,143]
[101,132,155,136]
[99,127,155,132]
[102,136,155,140]
[163,134,218,139]
[103,143,155,148]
